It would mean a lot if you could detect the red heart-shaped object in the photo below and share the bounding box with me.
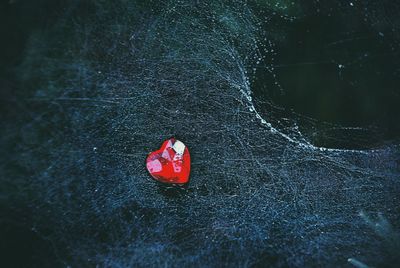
[146,138,191,184]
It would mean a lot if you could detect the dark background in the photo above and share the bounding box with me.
[1,0,399,267]
[3,1,400,151]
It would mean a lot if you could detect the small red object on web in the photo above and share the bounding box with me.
[146,138,191,185]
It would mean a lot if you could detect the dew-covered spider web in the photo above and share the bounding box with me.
[1,0,400,267]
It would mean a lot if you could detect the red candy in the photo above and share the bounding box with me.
[146,138,191,185]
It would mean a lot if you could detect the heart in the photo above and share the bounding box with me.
[146,138,191,184]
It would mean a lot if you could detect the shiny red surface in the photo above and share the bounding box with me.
[146,138,191,184]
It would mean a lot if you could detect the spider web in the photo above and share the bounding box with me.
[1,0,400,267]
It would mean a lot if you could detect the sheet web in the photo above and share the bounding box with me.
[1,0,399,267]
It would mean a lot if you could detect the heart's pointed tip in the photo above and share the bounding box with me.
[146,137,191,185]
